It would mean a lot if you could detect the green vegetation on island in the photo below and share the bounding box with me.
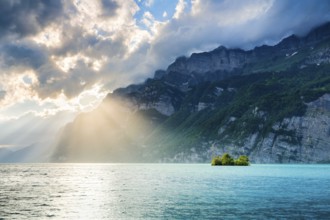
[211,153,249,166]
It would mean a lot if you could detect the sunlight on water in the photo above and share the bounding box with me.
[0,164,330,219]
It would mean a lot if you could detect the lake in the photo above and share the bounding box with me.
[0,164,329,219]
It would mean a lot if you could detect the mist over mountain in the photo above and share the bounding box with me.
[46,22,330,163]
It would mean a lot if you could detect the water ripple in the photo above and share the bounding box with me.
[0,164,329,219]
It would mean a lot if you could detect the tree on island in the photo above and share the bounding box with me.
[211,156,222,166]
[211,153,249,166]
[235,155,249,166]
[221,153,235,165]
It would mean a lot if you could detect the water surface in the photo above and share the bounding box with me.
[0,164,329,219]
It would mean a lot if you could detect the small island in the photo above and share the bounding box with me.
[211,153,249,166]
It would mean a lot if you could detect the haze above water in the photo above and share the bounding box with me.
[1,164,330,219]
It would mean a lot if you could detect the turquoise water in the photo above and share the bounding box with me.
[0,164,330,219]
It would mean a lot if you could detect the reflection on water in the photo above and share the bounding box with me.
[0,164,330,219]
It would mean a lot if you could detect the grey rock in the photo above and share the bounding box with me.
[250,94,330,163]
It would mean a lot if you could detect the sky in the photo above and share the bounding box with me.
[0,0,330,149]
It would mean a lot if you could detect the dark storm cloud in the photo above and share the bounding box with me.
[52,24,127,59]
[0,39,96,99]
[0,0,63,39]
[100,0,119,17]
[34,60,97,99]
[0,44,47,69]
[0,91,6,100]
[248,0,330,43]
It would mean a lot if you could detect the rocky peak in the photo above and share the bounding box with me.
[276,35,301,51]
[304,22,330,44]
[166,46,250,75]
[154,70,166,79]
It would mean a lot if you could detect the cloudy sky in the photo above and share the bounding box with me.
[0,0,330,149]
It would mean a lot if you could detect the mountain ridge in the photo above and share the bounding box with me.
[51,22,330,163]
[115,22,330,97]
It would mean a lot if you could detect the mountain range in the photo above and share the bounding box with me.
[51,22,330,163]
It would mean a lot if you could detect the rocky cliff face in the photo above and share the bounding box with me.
[159,94,330,163]
[112,79,185,116]
[167,47,252,74]
[229,94,330,163]
[252,94,330,163]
